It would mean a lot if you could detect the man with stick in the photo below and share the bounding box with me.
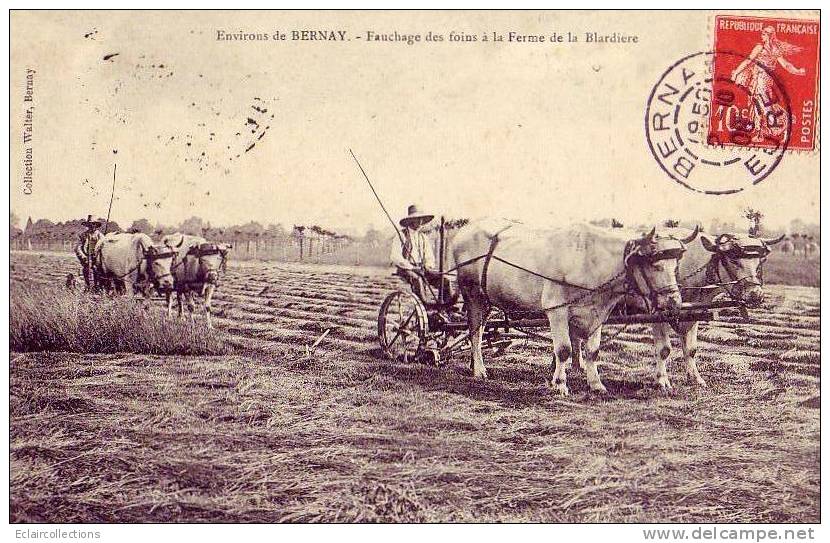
[390,205,453,304]
[348,151,454,305]
[73,215,104,291]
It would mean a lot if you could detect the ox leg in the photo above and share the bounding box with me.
[652,323,673,392]
[203,284,215,329]
[176,291,184,318]
[165,292,174,317]
[137,286,151,312]
[682,322,707,387]
[460,283,490,379]
[582,327,608,393]
[122,279,134,298]
[546,310,572,396]
[186,292,197,324]
[570,333,583,370]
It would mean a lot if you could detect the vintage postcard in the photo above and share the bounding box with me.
[8,10,820,528]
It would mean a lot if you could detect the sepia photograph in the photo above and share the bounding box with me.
[7,8,821,531]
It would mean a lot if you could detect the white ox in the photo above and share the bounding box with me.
[452,220,687,396]
[162,234,231,328]
[95,232,176,295]
[581,230,783,391]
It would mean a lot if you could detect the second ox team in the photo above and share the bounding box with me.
[73,215,231,329]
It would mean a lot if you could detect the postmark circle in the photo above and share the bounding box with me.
[645,51,791,195]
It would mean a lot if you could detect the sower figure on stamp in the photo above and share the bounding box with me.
[731,26,806,143]
[390,205,454,304]
[73,214,104,292]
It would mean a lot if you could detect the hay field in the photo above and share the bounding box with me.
[10,251,820,522]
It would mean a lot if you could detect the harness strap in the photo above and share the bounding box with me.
[445,254,487,275]
[539,269,627,313]
[452,224,617,292]
[443,247,605,290]
[111,263,142,280]
[489,255,596,290]
[105,252,175,282]
[445,229,684,319]
[461,224,631,315]
[480,233,501,306]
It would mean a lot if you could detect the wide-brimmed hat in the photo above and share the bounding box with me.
[399,205,434,228]
[81,214,102,228]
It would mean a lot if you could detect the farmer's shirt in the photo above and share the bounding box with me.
[390,227,435,270]
[75,230,103,260]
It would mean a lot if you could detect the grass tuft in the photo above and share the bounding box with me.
[10,284,230,355]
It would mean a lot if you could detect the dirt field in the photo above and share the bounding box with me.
[10,251,820,522]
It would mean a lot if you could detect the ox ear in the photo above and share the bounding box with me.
[643,227,657,242]
[680,225,700,244]
[762,233,786,246]
[700,235,718,252]
[224,243,233,250]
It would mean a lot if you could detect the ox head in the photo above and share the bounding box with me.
[700,233,783,307]
[624,227,687,312]
[144,245,177,291]
[187,242,231,286]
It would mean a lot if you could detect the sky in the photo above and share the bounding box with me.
[10,10,819,236]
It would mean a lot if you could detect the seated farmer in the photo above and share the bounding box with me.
[390,205,454,304]
[73,214,104,291]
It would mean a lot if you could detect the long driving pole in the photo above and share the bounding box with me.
[103,161,116,235]
[349,149,405,248]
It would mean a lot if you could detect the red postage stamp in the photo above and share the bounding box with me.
[709,15,819,152]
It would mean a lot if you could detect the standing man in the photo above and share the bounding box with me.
[390,205,453,303]
[74,214,104,291]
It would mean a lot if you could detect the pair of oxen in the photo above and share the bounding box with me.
[91,232,230,327]
[451,220,784,396]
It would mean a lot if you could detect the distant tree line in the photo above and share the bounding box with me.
[10,212,820,247]
[14,216,124,242]
[10,215,357,243]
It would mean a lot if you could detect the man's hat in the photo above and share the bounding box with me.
[81,214,102,228]
[399,205,434,228]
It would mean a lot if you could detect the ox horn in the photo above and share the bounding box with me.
[679,225,700,244]
[175,235,185,248]
[644,226,657,242]
[761,233,786,246]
